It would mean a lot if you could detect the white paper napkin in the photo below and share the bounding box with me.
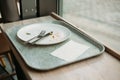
[51,40,89,62]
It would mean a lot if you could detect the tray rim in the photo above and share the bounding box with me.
[5,15,105,71]
[24,20,105,71]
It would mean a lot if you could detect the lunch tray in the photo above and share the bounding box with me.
[6,16,105,71]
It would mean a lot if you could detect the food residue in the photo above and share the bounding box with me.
[51,32,60,39]
[26,32,31,35]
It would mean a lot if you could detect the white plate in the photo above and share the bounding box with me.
[17,23,71,45]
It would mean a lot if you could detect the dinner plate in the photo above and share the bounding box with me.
[17,23,71,45]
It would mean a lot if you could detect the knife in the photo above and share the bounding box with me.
[30,31,53,45]
[24,30,46,44]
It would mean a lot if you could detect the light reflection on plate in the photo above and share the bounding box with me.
[17,23,71,45]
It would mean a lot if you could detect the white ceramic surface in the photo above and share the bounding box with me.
[17,23,71,45]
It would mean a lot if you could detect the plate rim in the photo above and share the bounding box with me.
[17,23,71,45]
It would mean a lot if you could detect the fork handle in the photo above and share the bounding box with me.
[31,37,42,45]
[24,36,38,44]
[31,32,52,45]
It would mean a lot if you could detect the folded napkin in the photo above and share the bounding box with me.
[51,40,89,62]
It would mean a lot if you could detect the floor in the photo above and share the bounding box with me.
[1,0,120,80]
[3,57,17,80]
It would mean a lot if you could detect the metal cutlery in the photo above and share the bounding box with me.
[31,31,53,45]
[24,30,46,44]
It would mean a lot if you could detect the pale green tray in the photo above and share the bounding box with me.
[6,20,105,71]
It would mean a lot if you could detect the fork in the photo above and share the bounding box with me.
[24,30,46,44]
[30,31,53,45]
